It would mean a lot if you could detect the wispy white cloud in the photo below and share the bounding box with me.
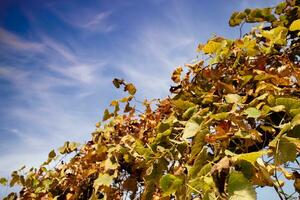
[0,28,44,51]
[119,28,196,98]
[47,63,102,84]
[112,3,202,99]
[0,67,30,82]
[41,36,78,63]
[0,27,106,182]
[47,3,115,33]
[84,11,112,29]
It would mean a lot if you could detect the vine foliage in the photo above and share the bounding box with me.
[1,0,300,199]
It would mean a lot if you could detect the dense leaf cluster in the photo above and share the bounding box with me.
[1,0,300,199]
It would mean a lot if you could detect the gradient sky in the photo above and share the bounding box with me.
[1,0,294,198]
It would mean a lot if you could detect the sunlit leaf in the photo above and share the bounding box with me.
[201,40,226,54]
[182,116,202,139]
[262,26,288,46]
[244,107,261,119]
[94,173,114,191]
[235,150,266,165]
[225,94,242,104]
[124,83,137,95]
[289,19,300,31]
[228,171,256,200]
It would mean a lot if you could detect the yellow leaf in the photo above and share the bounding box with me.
[202,40,223,54]
[262,26,288,46]
[125,83,137,95]
[94,173,113,188]
[289,19,300,31]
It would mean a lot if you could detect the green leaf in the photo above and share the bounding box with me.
[189,176,215,195]
[241,75,253,87]
[275,2,286,15]
[289,19,300,31]
[225,94,242,104]
[182,117,202,139]
[228,171,256,200]
[0,177,7,186]
[9,171,20,187]
[103,109,113,121]
[229,11,246,26]
[235,150,266,165]
[160,174,183,196]
[203,192,217,200]
[276,97,300,115]
[190,128,208,161]
[48,149,56,159]
[183,106,198,120]
[112,78,123,88]
[156,114,175,137]
[291,114,300,128]
[237,160,255,179]
[274,136,297,164]
[290,108,300,117]
[173,99,195,111]
[260,125,275,134]
[262,26,288,46]
[244,107,261,119]
[210,112,230,120]
[134,140,153,159]
[256,93,268,101]
[270,105,285,112]
[189,148,208,178]
[245,8,276,24]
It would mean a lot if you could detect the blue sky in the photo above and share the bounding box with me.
[0,0,293,198]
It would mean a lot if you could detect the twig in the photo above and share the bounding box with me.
[274,169,288,200]
[239,22,245,39]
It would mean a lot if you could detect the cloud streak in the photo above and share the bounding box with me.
[0,28,44,51]
[46,2,115,33]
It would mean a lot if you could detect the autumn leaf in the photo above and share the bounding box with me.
[171,66,183,83]
[289,19,300,31]
[112,78,124,88]
[124,83,137,95]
